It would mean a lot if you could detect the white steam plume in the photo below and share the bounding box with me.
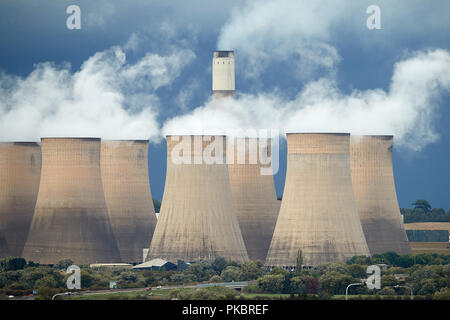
[217,0,348,79]
[0,45,195,142]
[163,49,450,151]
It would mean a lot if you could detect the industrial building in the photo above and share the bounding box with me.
[22,138,121,264]
[228,137,280,261]
[132,258,177,271]
[266,133,370,268]
[0,142,41,258]
[146,135,249,263]
[101,140,158,263]
[350,135,411,254]
[212,50,235,98]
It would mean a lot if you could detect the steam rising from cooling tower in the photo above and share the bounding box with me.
[101,140,158,263]
[266,133,370,267]
[228,137,280,261]
[350,135,411,255]
[22,138,121,264]
[146,135,248,262]
[0,142,41,258]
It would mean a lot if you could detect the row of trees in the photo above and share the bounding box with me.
[401,200,450,223]
[253,255,450,299]
[1,252,450,300]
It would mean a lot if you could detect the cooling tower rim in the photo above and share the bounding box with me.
[351,134,394,139]
[0,141,40,146]
[285,132,350,136]
[40,137,101,141]
[102,139,149,143]
[166,134,227,138]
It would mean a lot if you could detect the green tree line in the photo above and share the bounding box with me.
[401,200,450,223]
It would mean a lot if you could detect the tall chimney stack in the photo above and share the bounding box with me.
[212,50,235,98]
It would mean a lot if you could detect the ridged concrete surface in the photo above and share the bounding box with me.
[146,135,249,263]
[0,142,41,258]
[228,138,279,261]
[0,231,9,257]
[101,140,157,263]
[350,135,411,254]
[22,138,121,264]
[266,133,370,267]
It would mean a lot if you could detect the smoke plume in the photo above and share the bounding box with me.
[0,44,195,142]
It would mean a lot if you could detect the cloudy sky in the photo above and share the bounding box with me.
[1,0,449,208]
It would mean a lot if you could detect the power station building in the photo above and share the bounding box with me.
[0,142,41,258]
[266,133,370,268]
[228,137,280,261]
[101,140,158,263]
[212,50,235,98]
[22,138,121,264]
[146,135,249,263]
[350,135,411,254]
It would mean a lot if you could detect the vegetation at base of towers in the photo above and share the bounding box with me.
[401,200,450,223]
[152,198,161,213]
[1,252,449,300]
[296,249,303,271]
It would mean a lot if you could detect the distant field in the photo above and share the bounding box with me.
[240,293,291,299]
[404,222,450,230]
[64,289,291,300]
[65,289,176,300]
[409,242,450,254]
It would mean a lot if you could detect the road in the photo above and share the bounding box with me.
[67,281,251,298]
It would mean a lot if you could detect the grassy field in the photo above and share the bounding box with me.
[64,289,409,300]
[409,242,450,254]
[239,293,291,299]
[64,288,178,300]
[404,222,450,230]
[332,294,411,300]
[64,288,294,300]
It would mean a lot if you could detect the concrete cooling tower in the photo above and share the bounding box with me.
[0,232,8,257]
[0,142,41,258]
[212,51,235,98]
[22,138,121,264]
[266,133,370,268]
[350,135,411,254]
[101,140,158,263]
[146,135,248,263]
[228,137,280,261]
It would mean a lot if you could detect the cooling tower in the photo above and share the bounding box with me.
[22,138,121,264]
[350,135,411,254]
[212,50,235,98]
[101,140,158,263]
[146,135,248,263]
[228,137,280,261]
[266,133,370,267]
[0,231,9,258]
[0,142,41,258]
